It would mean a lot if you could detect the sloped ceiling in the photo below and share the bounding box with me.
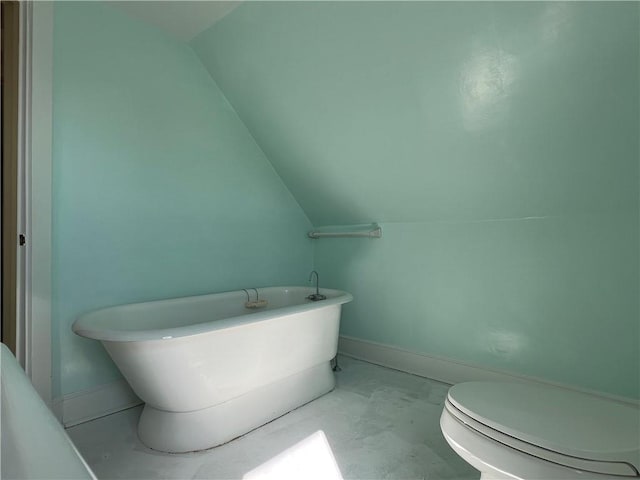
[190,2,638,227]
[111,1,240,42]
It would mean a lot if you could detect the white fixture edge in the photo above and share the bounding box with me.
[338,335,639,407]
[56,378,142,428]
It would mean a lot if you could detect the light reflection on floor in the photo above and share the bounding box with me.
[243,430,342,480]
[67,356,479,480]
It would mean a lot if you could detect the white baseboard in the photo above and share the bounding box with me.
[338,335,639,406]
[55,379,142,428]
[53,335,636,428]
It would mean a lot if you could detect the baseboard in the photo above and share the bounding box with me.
[53,336,636,427]
[338,335,639,406]
[55,379,142,428]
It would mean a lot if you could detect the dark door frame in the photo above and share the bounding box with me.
[1,0,20,356]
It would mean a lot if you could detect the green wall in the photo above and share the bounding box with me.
[192,2,639,398]
[52,2,312,397]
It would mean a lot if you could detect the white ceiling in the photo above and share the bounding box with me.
[111,1,241,43]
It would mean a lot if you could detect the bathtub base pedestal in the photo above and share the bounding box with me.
[137,362,335,453]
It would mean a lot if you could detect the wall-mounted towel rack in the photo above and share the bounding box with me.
[307,223,382,239]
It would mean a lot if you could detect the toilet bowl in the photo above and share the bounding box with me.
[440,381,640,480]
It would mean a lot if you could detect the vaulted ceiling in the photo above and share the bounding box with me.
[111,1,240,42]
[116,2,639,227]
[189,2,638,226]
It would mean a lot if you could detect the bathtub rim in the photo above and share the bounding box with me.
[72,286,352,343]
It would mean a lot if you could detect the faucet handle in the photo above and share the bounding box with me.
[306,293,327,301]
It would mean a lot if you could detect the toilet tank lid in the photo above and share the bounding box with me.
[447,381,640,471]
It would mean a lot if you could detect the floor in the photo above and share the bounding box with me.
[67,356,480,480]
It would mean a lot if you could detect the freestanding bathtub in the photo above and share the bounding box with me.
[73,286,352,453]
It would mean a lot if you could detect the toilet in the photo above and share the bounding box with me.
[440,381,640,480]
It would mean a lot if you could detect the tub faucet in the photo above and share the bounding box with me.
[307,270,326,301]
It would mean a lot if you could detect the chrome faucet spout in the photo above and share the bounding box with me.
[307,270,326,301]
[309,270,319,295]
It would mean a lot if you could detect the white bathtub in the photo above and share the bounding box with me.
[73,286,352,453]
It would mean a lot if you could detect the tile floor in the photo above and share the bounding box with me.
[67,356,479,480]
